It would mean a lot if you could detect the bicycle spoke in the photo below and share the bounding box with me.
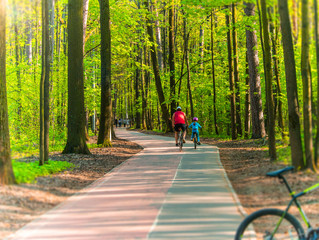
[239,214,301,240]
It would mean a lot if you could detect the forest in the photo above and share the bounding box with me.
[1,0,319,185]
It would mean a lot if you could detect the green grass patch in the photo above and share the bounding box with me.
[13,160,75,184]
[276,145,291,164]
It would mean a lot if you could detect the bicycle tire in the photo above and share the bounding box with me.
[179,131,183,151]
[235,208,305,240]
[193,133,197,149]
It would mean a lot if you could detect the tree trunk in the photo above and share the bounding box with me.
[83,0,89,51]
[63,0,90,154]
[40,0,52,165]
[244,54,251,139]
[183,14,194,118]
[211,12,218,135]
[278,0,304,169]
[199,26,204,71]
[153,0,163,71]
[97,0,112,147]
[301,0,315,170]
[13,0,21,138]
[244,2,266,139]
[0,0,16,185]
[232,3,242,137]
[226,5,237,140]
[268,7,284,135]
[144,0,171,132]
[314,0,319,168]
[260,0,276,160]
[292,0,298,44]
[134,44,141,129]
[169,0,176,116]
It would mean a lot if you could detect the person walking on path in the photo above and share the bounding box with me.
[189,117,202,145]
[119,118,122,127]
[114,118,118,128]
[172,106,188,146]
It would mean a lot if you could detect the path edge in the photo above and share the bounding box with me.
[216,147,248,219]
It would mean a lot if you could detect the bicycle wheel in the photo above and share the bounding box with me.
[179,131,183,151]
[193,133,197,149]
[235,208,305,240]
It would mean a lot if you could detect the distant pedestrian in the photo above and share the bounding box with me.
[115,118,118,128]
[124,119,127,128]
[119,118,122,127]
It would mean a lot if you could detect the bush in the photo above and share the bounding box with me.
[12,160,75,184]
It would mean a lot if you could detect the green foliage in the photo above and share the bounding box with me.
[276,145,291,164]
[12,160,75,184]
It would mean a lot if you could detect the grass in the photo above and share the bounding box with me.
[12,159,75,184]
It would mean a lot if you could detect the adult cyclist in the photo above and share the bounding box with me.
[172,106,188,146]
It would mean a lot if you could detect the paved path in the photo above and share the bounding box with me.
[7,129,244,240]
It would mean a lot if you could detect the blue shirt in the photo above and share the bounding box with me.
[189,122,202,132]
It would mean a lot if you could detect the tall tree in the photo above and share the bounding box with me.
[232,3,242,136]
[278,0,304,169]
[144,0,171,131]
[0,0,16,184]
[301,0,315,170]
[97,0,112,146]
[169,0,176,115]
[260,0,276,160]
[83,0,89,51]
[226,5,237,140]
[153,0,163,71]
[63,0,90,154]
[314,0,319,168]
[211,12,218,135]
[183,11,194,118]
[268,7,284,135]
[244,2,266,139]
[12,0,22,137]
[40,0,51,165]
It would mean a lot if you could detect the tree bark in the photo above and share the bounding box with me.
[244,2,266,139]
[226,5,237,140]
[83,0,89,51]
[134,44,141,129]
[211,12,218,135]
[260,0,276,160]
[268,7,284,135]
[40,0,52,165]
[0,0,16,185]
[292,0,298,44]
[232,3,242,137]
[12,0,21,138]
[169,0,176,116]
[63,0,90,154]
[97,0,112,147]
[153,0,163,71]
[301,0,315,170]
[244,54,251,139]
[314,0,319,168]
[278,0,304,169]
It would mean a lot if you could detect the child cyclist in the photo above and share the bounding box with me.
[189,117,202,145]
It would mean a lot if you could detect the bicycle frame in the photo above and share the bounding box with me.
[274,175,319,237]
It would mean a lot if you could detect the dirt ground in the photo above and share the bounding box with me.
[0,130,318,239]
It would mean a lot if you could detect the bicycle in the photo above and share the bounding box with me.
[193,132,198,149]
[235,166,319,240]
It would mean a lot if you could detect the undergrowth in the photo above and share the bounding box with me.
[12,160,75,184]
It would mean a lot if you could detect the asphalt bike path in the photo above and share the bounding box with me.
[7,129,244,240]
